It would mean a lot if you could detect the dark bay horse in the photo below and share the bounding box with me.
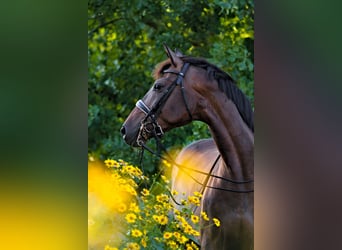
[121,45,254,249]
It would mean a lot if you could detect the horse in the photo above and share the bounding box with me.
[121,45,254,249]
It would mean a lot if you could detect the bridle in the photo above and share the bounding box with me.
[135,62,192,146]
[134,61,254,194]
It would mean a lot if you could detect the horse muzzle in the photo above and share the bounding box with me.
[120,125,139,146]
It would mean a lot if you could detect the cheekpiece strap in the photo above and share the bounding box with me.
[176,63,190,85]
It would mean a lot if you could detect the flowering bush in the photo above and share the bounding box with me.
[88,158,220,250]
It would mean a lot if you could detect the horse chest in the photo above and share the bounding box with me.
[200,189,253,250]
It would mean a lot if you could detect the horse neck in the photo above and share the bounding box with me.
[201,92,254,181]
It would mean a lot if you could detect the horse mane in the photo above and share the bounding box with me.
[152,56,254,132]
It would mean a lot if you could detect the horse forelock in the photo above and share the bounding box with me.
[152,59,172,79]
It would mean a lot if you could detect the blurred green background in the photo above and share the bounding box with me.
[88,0,254,173]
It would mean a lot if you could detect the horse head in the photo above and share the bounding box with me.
[120,45,201,146]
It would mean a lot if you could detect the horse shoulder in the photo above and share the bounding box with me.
[171,138,218,201]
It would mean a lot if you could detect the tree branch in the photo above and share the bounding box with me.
[88,18,124,36]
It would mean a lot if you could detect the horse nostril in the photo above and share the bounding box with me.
[120,126,126,136]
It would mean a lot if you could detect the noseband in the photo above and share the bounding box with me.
[135,62,192,146]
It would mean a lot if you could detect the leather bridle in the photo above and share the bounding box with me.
[135,62,192,146]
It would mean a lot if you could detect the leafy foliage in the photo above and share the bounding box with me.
[88,0,254,172]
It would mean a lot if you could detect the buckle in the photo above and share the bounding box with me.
[155,124,164,137]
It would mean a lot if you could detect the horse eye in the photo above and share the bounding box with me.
[153,82,163,91]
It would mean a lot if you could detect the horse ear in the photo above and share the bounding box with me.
[163,44,177,67]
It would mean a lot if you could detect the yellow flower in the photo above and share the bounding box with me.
[125,213,137,223]
[129,202,140,213]
[191,215,199,224]
[104,159,118,168]
[191,229,200,236]
[191,241,200,250]
[118,178,127,184]
[173,208,181,215]
[126,242,140,250]
[141,238,147,247]
[201,211,209,221]
[213,218,220,227]
[186,245,194,250]
[163,202,172,210]
[131,167,143,178]
[193,191,202,198]
[117,203,127,213]
[166,240,178,248]
[178,235,189,244]
[171,190,178,196]
[173,232,181,239]
[153,215,168,225]
[122,165,135,175]
[141,188,150,196]
[156,194,168,203]
[159,215,168,225]
[131,229,143,237]
[111,172,121,180]
[125,185,137,196]
[163,231,173,239]
[181,199,187,205]
[188,196,200,206]
[184,224,193,234]
[152,215,159,222]
[154,204,163,211]
[176,215,187,225]
[127,179,137,187]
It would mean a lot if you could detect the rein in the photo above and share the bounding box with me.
[139,137,254,194]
